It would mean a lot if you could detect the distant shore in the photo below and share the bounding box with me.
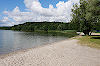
[0,38,100,66]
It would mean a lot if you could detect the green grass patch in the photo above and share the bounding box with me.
[34,30,77,38]
[96,32,100,33]
[48,30,77,37]
[78,36,100,48]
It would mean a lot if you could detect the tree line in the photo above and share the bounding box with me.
[0,21,99,32]
[11,22,70,31]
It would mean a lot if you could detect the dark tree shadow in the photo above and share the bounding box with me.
[91,36,100,39]
[81,35,100,36]
[80,34,100,39]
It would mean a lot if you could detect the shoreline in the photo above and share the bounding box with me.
[0,38,72,59]
[0,37,100,66]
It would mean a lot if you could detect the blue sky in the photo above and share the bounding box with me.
[0,0,67,13]
[0,0,79,26]
[0,0,25,20]
[39,0,67,8]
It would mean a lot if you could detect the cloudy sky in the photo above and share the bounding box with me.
[0,0,79,26]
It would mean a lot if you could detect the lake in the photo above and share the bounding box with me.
[0,30,68,55]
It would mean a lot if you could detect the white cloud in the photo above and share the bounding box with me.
[0,0,80,26]
[2,17,9,22]
[0,17,14,26]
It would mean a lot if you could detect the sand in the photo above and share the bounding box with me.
[0,39,100,66]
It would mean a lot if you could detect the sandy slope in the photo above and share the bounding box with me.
[0,39,100,66]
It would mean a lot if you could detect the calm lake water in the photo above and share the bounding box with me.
[0,30,68,54]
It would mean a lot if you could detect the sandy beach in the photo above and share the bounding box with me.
[0,39,100,66]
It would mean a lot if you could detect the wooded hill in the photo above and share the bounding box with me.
[0,22,100,32]
[11,22,70,31]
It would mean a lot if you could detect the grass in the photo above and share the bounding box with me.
[78,36,100,49]
[96,32,100,33]
[48,30,77,37]
[34,30,77,38]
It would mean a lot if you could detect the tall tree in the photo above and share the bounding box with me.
[71,0,100,35]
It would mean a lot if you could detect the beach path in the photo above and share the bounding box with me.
[0,39,100,66]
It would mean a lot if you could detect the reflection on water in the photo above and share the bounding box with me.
[0,30,68,54]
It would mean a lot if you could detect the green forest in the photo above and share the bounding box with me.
[0,21,99,32]
[11,22,70,31]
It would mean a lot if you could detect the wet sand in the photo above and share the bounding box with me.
[0,39,100,66]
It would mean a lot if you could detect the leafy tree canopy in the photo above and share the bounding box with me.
[71,0,100,35]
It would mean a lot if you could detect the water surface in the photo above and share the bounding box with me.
[0,30,68,54]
